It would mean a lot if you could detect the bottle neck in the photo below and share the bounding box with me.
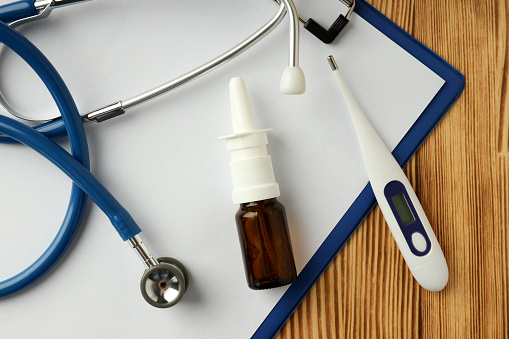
[240,197,278,208]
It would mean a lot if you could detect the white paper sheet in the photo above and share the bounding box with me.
[0,0,444,337]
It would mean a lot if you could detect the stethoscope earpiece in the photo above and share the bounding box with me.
[140,257,189,308]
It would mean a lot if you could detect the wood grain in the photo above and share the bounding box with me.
[275,0,509,338]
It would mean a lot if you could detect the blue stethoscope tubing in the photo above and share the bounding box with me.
[0,0,38,24]
[0,20,140,298]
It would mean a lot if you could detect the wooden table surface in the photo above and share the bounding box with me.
[276,0,509,337]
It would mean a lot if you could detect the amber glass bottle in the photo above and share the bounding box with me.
[221,77,298,290]
[235,198,297,289]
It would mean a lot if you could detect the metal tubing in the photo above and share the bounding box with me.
[281,0,299,67]
[128,235,159,268]
[1,1,299,123]
[121,3,287,110]
[34,0,89,11]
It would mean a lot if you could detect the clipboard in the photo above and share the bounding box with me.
[0,0,464,338]
[254,0,465,337]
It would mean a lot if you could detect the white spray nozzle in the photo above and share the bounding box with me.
[230,77,257,133]
[220,77,280,204]
[280,66,306,95]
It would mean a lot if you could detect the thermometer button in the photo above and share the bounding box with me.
[411,232,428,252]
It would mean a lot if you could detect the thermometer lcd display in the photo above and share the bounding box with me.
[391,193,415,225]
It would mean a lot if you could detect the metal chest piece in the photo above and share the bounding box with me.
[140,257,189,308]
[128,235,189,308]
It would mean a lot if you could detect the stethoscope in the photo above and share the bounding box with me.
[0,0,354,307]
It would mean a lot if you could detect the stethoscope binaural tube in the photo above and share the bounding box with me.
[0,0,304,141]
[0,21,188,307]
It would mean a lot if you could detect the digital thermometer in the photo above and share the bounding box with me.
[328,55,448,291]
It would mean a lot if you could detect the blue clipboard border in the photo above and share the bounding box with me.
[253,0,465,337]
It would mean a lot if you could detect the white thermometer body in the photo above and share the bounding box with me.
[328,56,448,291]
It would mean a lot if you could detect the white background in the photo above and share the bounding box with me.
[0,0,444,338]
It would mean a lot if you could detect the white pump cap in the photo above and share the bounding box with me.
[219,77,280,204]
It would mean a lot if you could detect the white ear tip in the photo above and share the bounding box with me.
[280,66,306,95]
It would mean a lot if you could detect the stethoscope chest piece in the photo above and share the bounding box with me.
[140,257,189,308]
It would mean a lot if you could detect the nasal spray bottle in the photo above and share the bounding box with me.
[220,78,297,289]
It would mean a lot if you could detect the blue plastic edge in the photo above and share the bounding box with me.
[253,0,465,338]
